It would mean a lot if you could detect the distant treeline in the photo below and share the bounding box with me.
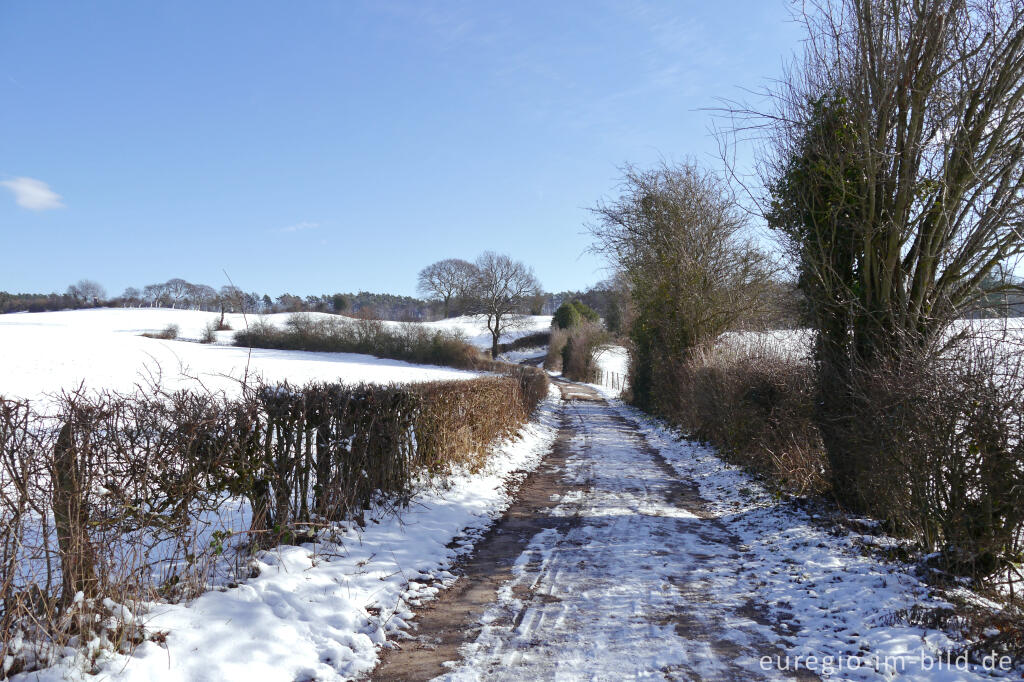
[0,291,94,314]
[2,276,635,322]
[115,279,436,320]
[5,275,1020,321]
[0,279,441,320]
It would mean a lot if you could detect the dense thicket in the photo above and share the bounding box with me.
[588,162,777,412]
[552,300,600,330]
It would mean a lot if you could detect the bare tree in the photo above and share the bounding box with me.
[186,283,217,311]
[120,287,142,307]
[738,0,1024,506]
[417,258,478,318]
[751,0,1024,354]
[142,283,167,307]
[468,252,542,358]
[66,279,106,305]
[164,278,191,308]
[220,285,246,310]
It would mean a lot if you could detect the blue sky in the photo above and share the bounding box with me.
[0,1,801,298]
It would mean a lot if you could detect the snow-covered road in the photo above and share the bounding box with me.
[436,385,797,680]
[377,382,1018,681]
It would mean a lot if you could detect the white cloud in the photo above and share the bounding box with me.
[1,177,64,211]
[278,221,319,233]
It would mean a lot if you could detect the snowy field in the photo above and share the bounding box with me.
[0,308,557,680]
[420,313,551,350]
[590,344,629,396]
[594,344,628,375]
[723,318,1024,360]
[0,309,552,403]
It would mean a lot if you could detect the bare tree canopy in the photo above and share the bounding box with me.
[590,162,775,350]
[469,252,542,358]
[65,279,106,304]
[416,258,478,318]
[732,0,1024,516]
[753,0,1024,357]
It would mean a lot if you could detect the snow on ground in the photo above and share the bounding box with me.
[594,344,628,375]
[15,387,562,682]
[421,314,552,350]
[498,347,546,364]
[613,398,1022,681]
[441,394,776,680]
[438,391,1018,680]
[723,318,1024,361]
[590,344,629,396]
[0,309,501,404]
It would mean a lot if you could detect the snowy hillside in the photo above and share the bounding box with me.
[0,309,520,403]
[420,313,552,349]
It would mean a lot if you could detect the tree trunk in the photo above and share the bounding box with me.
[490,314,501,359]
[52,421,97,608]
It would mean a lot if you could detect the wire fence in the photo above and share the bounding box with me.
[596,369,627,392]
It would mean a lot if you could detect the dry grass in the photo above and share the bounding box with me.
[544,328,567,372]
[561,323,608,383]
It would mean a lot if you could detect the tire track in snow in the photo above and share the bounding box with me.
[373,381,814,681]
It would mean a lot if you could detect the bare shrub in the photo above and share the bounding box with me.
[561,322,611,383]
[667,338,827,496]
[545,328,568,372]
[884,600,1024,668]
[141,323,180,341]
[234,314,486,370]
[200,320,218,344]
[414,378,528,473]
[0,362,549,677]
[0,387,243,675]
[837,333,1024,581]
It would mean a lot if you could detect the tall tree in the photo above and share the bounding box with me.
[469,252,541,358]
[66,279,106,305]
[417,258,478,318]
[755,0,1024,503]
[164,278,191,308]
[120,287,142,307]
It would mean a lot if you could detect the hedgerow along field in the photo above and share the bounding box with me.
[0,364,548,677]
